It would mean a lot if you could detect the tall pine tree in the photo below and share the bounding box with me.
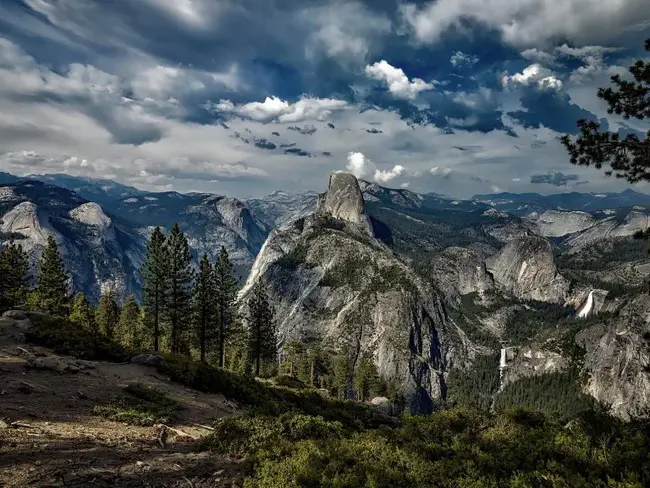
[214,246,238,367]
[69,292,96,331]
[97,288,120,340]
[192,254,216,362]
[117,295,142,349]
[167,223,193,355]
[246,281,276,377]
[141,227,169,352]
[35,236,70,316]
[0,241,30,313]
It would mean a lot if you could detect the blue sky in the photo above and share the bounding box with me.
[0,0,649,198]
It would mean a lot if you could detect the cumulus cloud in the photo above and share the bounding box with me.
[211,96,348,123]
[346,151,375,178]
[530,172,581,186]
[520,48,557,65]
[400,0,650,48]
[502,64,563,91]
[365,60,434,100]
[374,165,406,183]
[450,51,479,67]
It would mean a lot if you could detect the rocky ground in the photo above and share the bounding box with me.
[0,313,243,487]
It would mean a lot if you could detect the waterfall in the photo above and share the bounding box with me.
[498,348,507,392]
[578,290,595,318]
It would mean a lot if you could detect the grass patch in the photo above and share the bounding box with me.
[93,383,178,426]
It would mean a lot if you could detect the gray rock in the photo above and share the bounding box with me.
[316,172,373,236]
[3,310,28,320]
[430,247,495,302]
[370,396,393,416]
[130,354,166,367]
[486,233,568,303]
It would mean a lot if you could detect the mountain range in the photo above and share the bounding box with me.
[1,170,649,419]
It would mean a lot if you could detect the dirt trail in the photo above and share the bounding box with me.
[0,315,242,487]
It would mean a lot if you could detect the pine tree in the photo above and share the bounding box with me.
[246,281,276,377]
[214,246,238,367]
[354,354,380,402]
[69,292,96,331]
[193,254,216,362]
[561,39,649,182]
[117,295,142,349]
[283,339,306,377]
[97,288,120,340]
[35,236,70,316]
[141,226,169,352]
[167,223,193,355]
[0,241,30,313]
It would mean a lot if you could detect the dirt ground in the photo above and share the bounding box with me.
[0,315,244,487]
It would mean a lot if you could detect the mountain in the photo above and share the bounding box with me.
[240,172,462,414]
[473,189,650,215]
[0,180,144,302]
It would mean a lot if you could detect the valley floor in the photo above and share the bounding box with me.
[0,317,242,488]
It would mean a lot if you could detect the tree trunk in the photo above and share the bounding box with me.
[310,358,315,387]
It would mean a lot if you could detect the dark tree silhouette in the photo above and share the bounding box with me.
[561,39,650,182]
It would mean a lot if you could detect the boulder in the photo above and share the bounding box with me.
[370,396,393,416]
[2,310,28,320]
[131,354,166,367]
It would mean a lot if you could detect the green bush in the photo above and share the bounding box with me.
[273,375,308,389]
[93,383,178,426]
[24,313,129,362]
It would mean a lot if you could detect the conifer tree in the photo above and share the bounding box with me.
[117,295,142,349]
[246,281,276,377]
[0,241,30,313]
[214,246,238,367]
[97,288,120,340]
[354,354,380,402]
[141,226,169,352]
[69,292,96,331]
[35,236,70,316]
[193,254,216,362]
[167,223,193,355]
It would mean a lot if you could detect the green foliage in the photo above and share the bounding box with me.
[167,223,194,355]
[494,370,595,419]
[141,226,169,352]
[556,237,647,272]
[504,301,577,344]
[96,288,120,340]
[193,253,216,362]
[273,375,308,389]
[34,235,70,316]
[353,354,381,402]
[246,281,276,376]
[116,294,143,349]
[93,383,178,426]
[275,243,310,270]
[69,292,96,332]
[214,246,239,368]
[446,354,500,410]
[25,313,129,361]
[221,406,650,488]
[561,39,649,183]
[0,241,30,313]
[320,256,372,289]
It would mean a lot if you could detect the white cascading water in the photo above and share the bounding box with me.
[498,348,507,392]
[578,290,595,318]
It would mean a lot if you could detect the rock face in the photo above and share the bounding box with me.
[577,294,650,420]
[316,172,373,236]
[430,247,494,302]
[486,234,569,303]
[241,172,461,414]
[525,210,595,237]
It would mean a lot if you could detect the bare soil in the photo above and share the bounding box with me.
[0,316,244,487]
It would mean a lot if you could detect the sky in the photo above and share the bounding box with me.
[0,0,649,198]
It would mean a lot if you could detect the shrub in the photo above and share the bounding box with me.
[24,313,129,362]
[93,384,178,426]
[273,375,308,389]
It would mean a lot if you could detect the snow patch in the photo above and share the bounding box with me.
[123,198,138,204]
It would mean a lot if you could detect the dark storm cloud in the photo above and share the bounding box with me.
[530,172,582,186]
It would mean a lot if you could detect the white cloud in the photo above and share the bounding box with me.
[520,48,557,65]
[450,51,479,67]
[400,0,650,48]
[364,60,434,100]
[502,64,563,91]
[346,151,375,178]
[212,96,348,123]
[430,167,452,176]
[374,165,406,183]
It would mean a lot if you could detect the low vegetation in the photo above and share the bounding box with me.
[93,383,179,426]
